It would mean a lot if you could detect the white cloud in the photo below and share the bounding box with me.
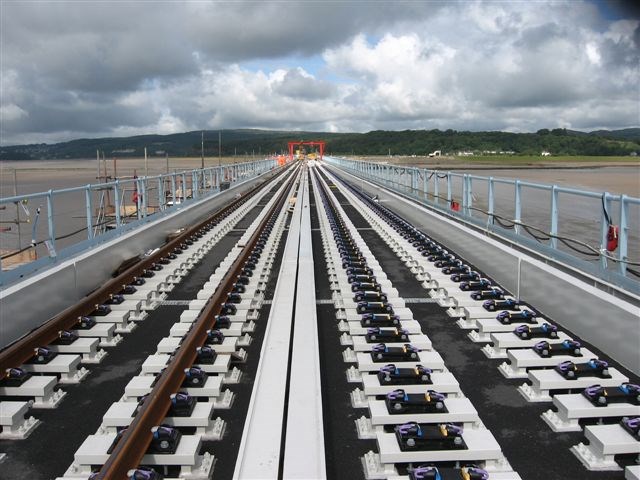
[586,42,602,65]
[0,1,638,145]
[0,104,28,122]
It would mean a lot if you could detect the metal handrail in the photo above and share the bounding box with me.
[325,156,639,289]
[0,158,278,284]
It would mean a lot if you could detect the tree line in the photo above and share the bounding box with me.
[1,128,638,160]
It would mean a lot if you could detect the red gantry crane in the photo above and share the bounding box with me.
[287,141,325,162]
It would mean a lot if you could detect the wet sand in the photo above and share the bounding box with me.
[0,156,256,197]
[454,166,639,197]
[0,157,637,271]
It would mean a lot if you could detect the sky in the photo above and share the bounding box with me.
[1,0,639,145]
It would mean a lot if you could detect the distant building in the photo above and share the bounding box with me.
[541,151,551,156]
[428,150,441,157]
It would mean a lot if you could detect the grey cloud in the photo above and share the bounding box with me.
[515,23,566,50]
[272,70,335,100]
[188,2,442,61]
[1,1,639,145]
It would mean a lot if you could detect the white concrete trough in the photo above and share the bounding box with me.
[156,336,238,355]
[339,307,414,323]
[469,317,544,343]
[169,322,244,338]
[481,332,571,360]
[626,465,640,480]
[334,295,407,311]
[89,310,135,334]
[461,302,529,320]
[571,423,638,471]
[100,401,224,440]
[123,375,222,401]
[359,371,462,397]
[498,347,599,379]
[48,337,106,364]
[350,334,432,352]
[106,299,147,321]
[542,393,640,432]
[387,472,522,480]
[126,288,167,309]
[443,296,483,315]
[518,368,629,402]
[375,428,505,465]
[362,396,480,433]
[22,354,88,384]
[0,401,40,439]
[72,324,122,348]
[342,321,423,336]
[140,353,231,376]
[0,376,66,408]
[66,433,214,479]
[356,351,445,372]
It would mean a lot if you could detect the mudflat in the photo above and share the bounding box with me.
[1,156,638,196]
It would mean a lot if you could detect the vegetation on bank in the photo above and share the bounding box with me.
[1,127,638,160]
[381,155,639,166]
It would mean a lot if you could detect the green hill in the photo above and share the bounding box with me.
[1,128,638,160]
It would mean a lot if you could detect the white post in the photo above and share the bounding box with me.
[516,257,522,301]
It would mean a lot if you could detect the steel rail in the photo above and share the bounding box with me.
[97,166,300,479]
[0,166,287,373]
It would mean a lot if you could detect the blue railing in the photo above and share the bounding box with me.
[0,158,277,285]
[326,157,639,292]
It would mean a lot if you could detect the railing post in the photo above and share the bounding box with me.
[136,179,142,220]
[514,180,522,235]
[47,190,56,256]
[466,176,473,216]
[114,180,122,227]
[85,185,93,240]
[550,185,559,249]
[618,195,628,276]
[423,169,428,201]
[599,193,611,271]
[142,178,148,218]
[461,174,468,213]
[171,174,177,206]
[434,174,440,206]
[157,177,163,211]
[488,177,495,227]
[182,173,187,201]
[446,173,452,205]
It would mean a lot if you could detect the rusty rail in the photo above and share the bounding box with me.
[0,166,287,373]
[96,166,299,478]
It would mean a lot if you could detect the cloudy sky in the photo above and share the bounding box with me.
[1,1,638,145]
